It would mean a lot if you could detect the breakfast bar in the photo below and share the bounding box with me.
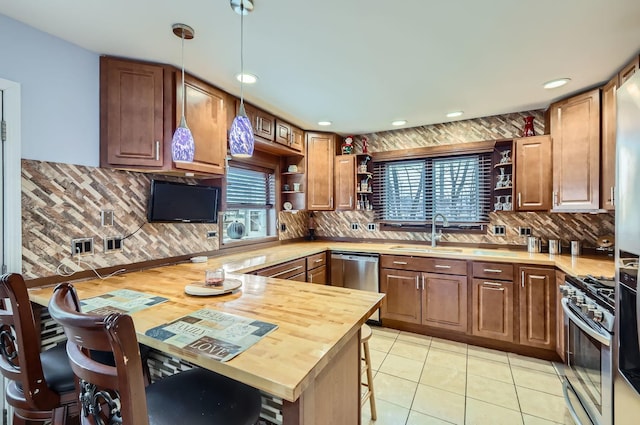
[28,262,384,425]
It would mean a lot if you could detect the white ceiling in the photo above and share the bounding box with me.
[2,0,640,134]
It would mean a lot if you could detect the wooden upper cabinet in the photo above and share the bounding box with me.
[100,57,165,168]
[174,73,227,175]
[619,55,639,86]
[242,103,275,142]
[334,155,356,210]
[549,88,601,211]
[275,120,304,153]
[306,133,335,210]
[514,135,552,210]
[291,126,304,153]
[601,75,618,211]
[518,266,556,350]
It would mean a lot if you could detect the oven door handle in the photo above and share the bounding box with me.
[561,299,611,346]
[563,379,588,425]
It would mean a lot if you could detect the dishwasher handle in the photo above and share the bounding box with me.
[330,253,379,263]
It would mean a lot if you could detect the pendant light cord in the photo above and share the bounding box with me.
[180,28,186,119]
[239,2,245,106]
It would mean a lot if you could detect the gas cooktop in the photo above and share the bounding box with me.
[565,274,615,313]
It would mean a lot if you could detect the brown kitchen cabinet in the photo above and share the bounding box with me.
[619,55,639,85]
[281,155,306,211]
[422,273,467,333]
[518,266,556,350]
[380,255,467,332]
[306,132,336,210]
[492,141,514,211]
[255,258,306,280]
[549,89,601,211]
[306,252,327,284]
[471,262,515,342]
[100,56,228,176]
[555,270,566,362]
[514,135,552,211]
[601,75,618,211]
[334,155,356,210]
[380,268,422,324]
[242,102,275,142]
[275,120,304,154]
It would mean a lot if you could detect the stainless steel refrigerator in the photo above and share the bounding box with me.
[614,70,640,425]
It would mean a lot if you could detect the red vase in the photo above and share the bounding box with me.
[523,116,536,137]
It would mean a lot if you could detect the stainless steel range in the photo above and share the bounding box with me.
[560,274,615,425]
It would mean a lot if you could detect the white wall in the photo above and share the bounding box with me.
[0,13,99,167]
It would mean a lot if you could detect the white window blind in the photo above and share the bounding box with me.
[226,166,275,208]
[373,153,492,225]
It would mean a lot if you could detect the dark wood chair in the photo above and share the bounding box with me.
[0,273,79,425]
[48,282,262,425]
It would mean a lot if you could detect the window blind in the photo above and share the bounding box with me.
[373,153,492,225]
[226,166,275,208]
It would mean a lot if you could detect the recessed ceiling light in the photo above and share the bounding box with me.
[318,121,332,126]
[543,78,571,89]
[446,111,464,118]
[236,73,258,84]
[391,120,407,126]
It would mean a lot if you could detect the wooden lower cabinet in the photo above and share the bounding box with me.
[307,265,327,284]
[471,278,514,342]
[518,266,556,350]
[422,273,467,332]
[380,269,421,324]
[555,270,566,361]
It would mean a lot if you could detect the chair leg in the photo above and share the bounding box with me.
[362,339,377,421]
[51,406,68,425]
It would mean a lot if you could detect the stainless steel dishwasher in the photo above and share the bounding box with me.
[330,252,380,322]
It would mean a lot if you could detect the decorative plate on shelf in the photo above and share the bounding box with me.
[283,201,293,210]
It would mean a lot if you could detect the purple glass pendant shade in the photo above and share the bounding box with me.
[229,104,255,158]
[171,116,195,162]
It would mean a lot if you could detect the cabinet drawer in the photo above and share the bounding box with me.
[307,252,327,270]
[381,255,466,275]
[473,262,514,281]
[255,258,306,279]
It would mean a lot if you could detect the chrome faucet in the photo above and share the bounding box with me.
[431,213,449,247]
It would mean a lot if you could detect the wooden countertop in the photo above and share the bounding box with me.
[29,267,383,402]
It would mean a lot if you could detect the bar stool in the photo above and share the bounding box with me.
[360,324,377,420]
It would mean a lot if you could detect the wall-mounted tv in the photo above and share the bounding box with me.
[147,180,220,223]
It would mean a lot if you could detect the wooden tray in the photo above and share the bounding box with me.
[184,279,242,296]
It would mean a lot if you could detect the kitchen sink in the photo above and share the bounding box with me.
[388,245,463,254]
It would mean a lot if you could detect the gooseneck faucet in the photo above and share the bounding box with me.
[431,213,449,247]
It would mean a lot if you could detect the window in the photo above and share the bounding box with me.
[222,165,277,243]
[373,153,492,227]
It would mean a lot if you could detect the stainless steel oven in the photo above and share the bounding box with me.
[560,276,614,425]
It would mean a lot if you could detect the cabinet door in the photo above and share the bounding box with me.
[555,270,566,362]
[307,133,335,210]
[422,273,467,332]
[243,103,275,141]
[307,265,327,284]
[291,126,304,153]
[174,74,227,175]
[101,57,165,167]
[550,89,600,211]
[518,267,556,350]
[334,155,356,210]
[275,121,292,147]
[471,278,514,342]
[514,135,552,210]
[380,269,421,324]
[601,75,618,210]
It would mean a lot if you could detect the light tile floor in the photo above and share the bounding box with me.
[362,327,574,425]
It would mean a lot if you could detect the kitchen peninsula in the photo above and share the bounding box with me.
[28,260,384,425]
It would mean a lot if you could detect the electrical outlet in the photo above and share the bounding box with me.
[100,209,114,226]
[104,236,124,253]
[71,238,94,256]
[350,223,360,231]
[493,225,506,236]
[206,231,218,238]
[519,226,532,236]
[367,223,376,231]
[280,223,287,232]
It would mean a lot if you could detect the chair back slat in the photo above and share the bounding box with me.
[0,273,60,409]
[49,283,150,425]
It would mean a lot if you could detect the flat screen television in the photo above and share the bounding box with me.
[147,180,220,223]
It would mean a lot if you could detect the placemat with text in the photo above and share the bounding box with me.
[81,289,168,315]
[144,309,278,362]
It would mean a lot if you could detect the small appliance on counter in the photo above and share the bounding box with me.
[549,239,562,255]
[527,236,541,253]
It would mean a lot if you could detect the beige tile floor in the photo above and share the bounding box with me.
[362,327,575,425]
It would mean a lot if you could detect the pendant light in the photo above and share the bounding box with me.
[171,23,195,162]
[228,0,255,158]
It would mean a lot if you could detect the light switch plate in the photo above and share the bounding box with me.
[101,210,114,226]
